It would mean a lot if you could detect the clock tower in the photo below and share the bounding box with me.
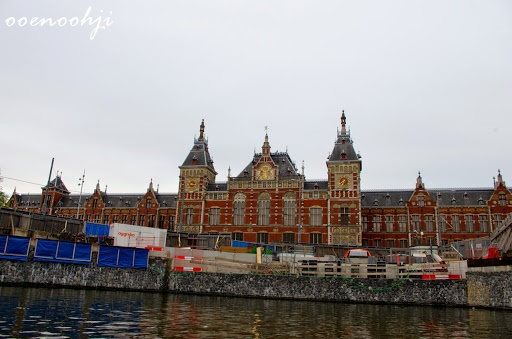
[177,119,217,232]
[326,111,362,246]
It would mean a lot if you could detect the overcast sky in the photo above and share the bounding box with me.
[1,0,511,198]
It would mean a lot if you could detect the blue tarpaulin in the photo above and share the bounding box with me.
[97,246,148,269]
[85,222,110,237]
[0,236,29,261]
[232,240,275,251]
[34,239,92,265]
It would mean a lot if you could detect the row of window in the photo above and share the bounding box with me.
[207,206,343,226]
[231,232,323,244]
[77,214,176,229]
[361,214,501,233]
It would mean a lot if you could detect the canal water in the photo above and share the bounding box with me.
[1,286,512,338]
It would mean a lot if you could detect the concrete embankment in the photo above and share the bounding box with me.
[1,254,512,309]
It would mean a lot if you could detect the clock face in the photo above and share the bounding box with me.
[186,178,199,192]
[337,176,349,189]
[257,164,274,180]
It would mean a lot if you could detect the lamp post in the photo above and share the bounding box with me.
[178,176,184,233]
[291,175,303,244]
[76,170,85,220]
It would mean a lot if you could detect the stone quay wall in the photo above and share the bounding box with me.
[1,255,512,309]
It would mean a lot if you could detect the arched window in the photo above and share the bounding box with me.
[258,192,270,226]
[283,192,296,226]
[233,193,246,226]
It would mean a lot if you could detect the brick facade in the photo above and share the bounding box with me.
[7,113,512,248]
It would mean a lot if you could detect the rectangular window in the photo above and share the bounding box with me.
[169,216,175,230]
[362,215,368,232]
[148,215,155,227]
[103,214,110,225]
[139,215,145,226]
[398,215,407,233]
[257,232,269,244]
[309,233,322,244]
[399,239,408,248]
[258,200,270,226]
[362,239,369,247]
[233,201,246,226]
[478,215,489,233]
[283,201,296,226]
[452,215,460,232]
[466,215,474,232]
[373,239,381,248]
[372,215,381,232]
[340,207,349,225]
[439,214,447,233]
[92,199,98,209]
[232,232,243,241]
[185,208,194,225]
[131,215,136,225]
[283,233,295,243]
[385,215,394,232]
[386,239,395,248]
[425,215,434,232]
[493,214,503,229]
[499,193,507,207]
[411,215,420,232]
[146,198,151,209]
[159,215,166,229]
[209,207,220,226]
[310,207,322,226]
[417,195,425,207]
[112,215,118,224]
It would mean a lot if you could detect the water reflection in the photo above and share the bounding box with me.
[1,286,511,338]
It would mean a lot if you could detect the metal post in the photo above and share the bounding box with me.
[41,158,54,216]
[76,170,85,219]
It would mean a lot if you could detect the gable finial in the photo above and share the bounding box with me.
[416,171,424,189]
[341,110,347,135]
[199,119,205,140]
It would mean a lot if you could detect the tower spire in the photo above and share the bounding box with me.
[262,126,271,156]
[341,110,347,135]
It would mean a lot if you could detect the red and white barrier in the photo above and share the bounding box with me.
[174,266,202,272]
[422,274,462,280]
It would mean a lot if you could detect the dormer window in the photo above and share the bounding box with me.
[499,193,506,206]
[341,150,347,160]
[398,198,404,206]
[464,192,469,204]
[478,196,485,205]
[192,156,197,165]
[385,194,391,206]
[373,199,379,206]
[451,197,457,205]
[437,193,442,204]
[215,185,219,191]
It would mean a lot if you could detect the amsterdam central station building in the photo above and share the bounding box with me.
[7,112,512,248]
